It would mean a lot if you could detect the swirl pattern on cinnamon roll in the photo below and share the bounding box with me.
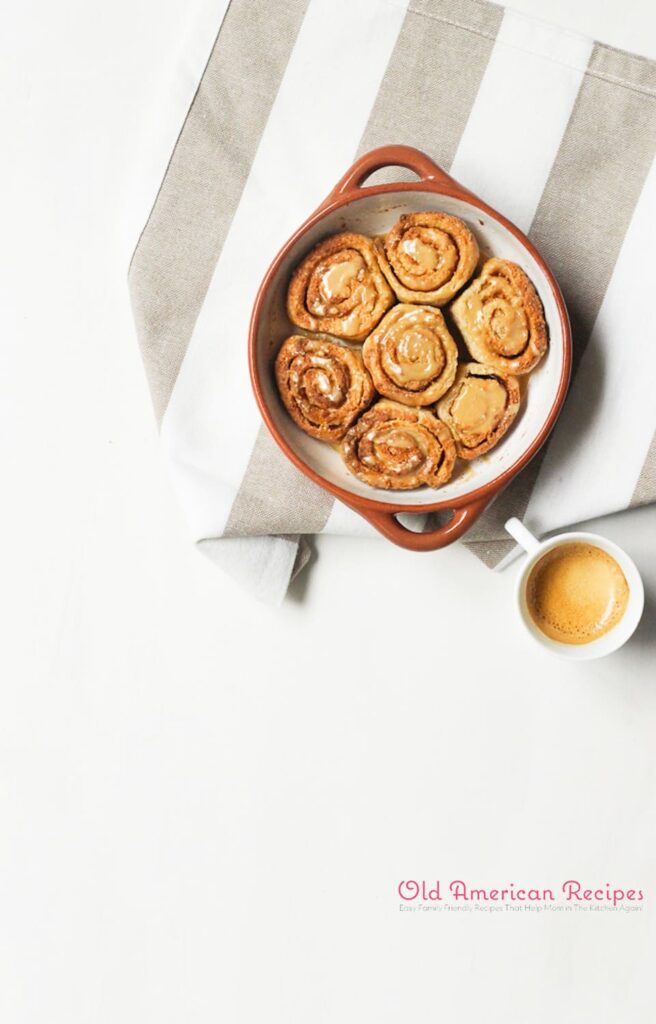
[436,363,520,459]
[275,335,375,442]
[375,211,479,306]
[341,400,456,490]
[362,304,458,406]
[287,232,394,341]
[450,258,548,375]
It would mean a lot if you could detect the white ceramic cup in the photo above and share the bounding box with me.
[505,518,645,660]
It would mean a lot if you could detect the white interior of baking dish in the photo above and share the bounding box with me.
[254,189,566,508]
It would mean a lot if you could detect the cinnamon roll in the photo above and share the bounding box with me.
[287,232,394,341]
[436,363,520,459]
[362,304,458,406]
[341,400,456,490]
[275,335,375,442]
[450,258,548,375]
[375,211,479,306]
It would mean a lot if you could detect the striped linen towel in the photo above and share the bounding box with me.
[130,0,656,603]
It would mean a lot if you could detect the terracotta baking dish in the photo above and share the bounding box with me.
[249,145,571,551]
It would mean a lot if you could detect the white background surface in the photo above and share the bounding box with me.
[1,1,655,1021]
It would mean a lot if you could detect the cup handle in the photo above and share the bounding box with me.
[505,517,541,555]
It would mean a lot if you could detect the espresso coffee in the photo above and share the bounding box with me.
[526,542,629,645]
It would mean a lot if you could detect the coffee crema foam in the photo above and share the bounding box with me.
[526,543,629,645]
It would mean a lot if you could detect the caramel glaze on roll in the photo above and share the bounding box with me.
[275,335,375,442]
[375,211,479,306]
[362,304,458,407]
[287,232,394,341]
[436,363,520,460]
[341,400,456,490]
[450,258,548,375]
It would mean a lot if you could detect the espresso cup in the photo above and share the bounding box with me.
[505,518,644,660]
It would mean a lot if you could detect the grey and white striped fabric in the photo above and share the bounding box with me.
[130,0,656,603]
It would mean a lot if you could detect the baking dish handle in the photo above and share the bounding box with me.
[353,496,491,552]
[326,144,465,202]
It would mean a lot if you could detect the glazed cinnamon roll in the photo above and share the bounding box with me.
[436,363,520,459]
[375,211,479,306]
[362,304,458,406]
[287,232,394,341]
[450,258,548,375]
[275,335,375,442]
[341,400,456,490]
